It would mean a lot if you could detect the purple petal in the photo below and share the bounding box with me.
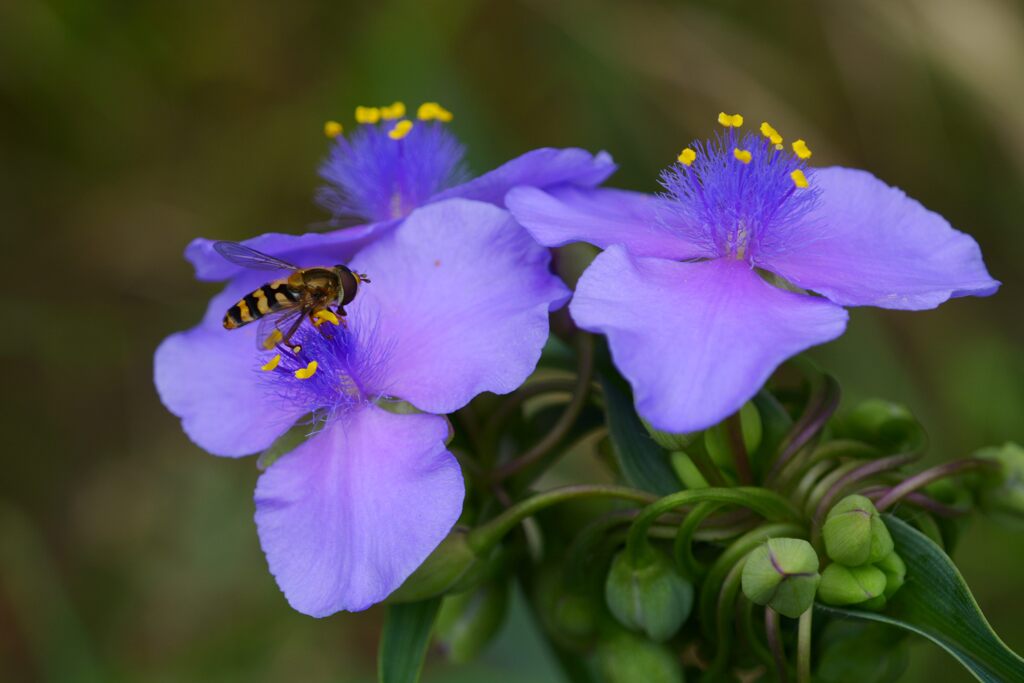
[154,320,305,457]
[254,406,463,616]
[349,199,569,414]
[433,147,616,207]
[506,186,710,259]
[185,223,396,282]
[758,167,1000,309]
[571,247,849,432]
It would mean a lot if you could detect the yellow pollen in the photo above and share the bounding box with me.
[355,106,381,124]
[313,309,341,327]
[718,112,744,128]
[323,120,343,138]
[791,169,809,188]
[775,143,784,151]
[759,121,783,145]
[261,354,281,372]
[792,139,812,159]
[677,148,697,166]
[380,101,406,120]
[262,328,283,350]
[733,148,752,164]
[417,102,454,122]
[292,345,302,353]
[388,119,414,140]
[294,360,319,380]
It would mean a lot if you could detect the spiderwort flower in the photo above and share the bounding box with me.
[507,113,999,432]
[183,101,614,291]
[154,200,569,616]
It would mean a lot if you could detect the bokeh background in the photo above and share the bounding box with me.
[2,0,1023,681]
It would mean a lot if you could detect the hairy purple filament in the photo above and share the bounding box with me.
[659,130,819,263]
[317,121,468,224]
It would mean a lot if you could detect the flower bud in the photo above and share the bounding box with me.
[876,551,906,600]
[435,580,509,663]
[596,629,685,683]
[817,563,887,606]
[974,443,1024,528]
[822,495,893,566]
[605,548,694,642]
[741,537,821,618]
[643,419,695,451]
[533,565,601,651]
[704,401,763,469]
[388,528,479,602]
[836,399,925,451]
[670,451,710,489]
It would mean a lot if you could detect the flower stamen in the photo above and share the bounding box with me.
[355,106,381,124]
[323,120,343,138]
[380,102,406,120]
[388,119,414,140]
[678,148,696,166]
[313,309,341,327]
[733,148,753,164]
[792,139,812,159]
[261,354,282,372]
[294,360,319,380]
[718,112,744,128]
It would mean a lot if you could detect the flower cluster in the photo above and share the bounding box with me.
[154,102,1010,681]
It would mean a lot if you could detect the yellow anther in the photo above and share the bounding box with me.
[775,143,784,151]
[262,329,283,350]
[294,360,319,380]
[260,354,282,372]
[677,148,697,166]
[792,139,812,159]
[292,345,302,353]
[417,102,454,122]
[759,121,783,145]
[733,148,752,164]
[380,102,406,120]
[313,309,341,327]
[323,120,343,138]
[791,169,809,188]
[388,119,414,140]
[355,106,381,124]
[718,112,744,128]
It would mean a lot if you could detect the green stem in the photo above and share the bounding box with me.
[797,608,813,683]
[777,439,881,493]
[466,485,655,554]
[875,458,995,511]
[684,446,730,488]
[726,411,754,484]
[766,607,789,683]
[673,501,726,579]
[626,488,802,565]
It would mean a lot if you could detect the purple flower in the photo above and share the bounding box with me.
[183,102,614,288]
[507,114,999,433]
[154,200,569,616]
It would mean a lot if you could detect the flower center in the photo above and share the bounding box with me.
[317,101,466,224]
[659,113,818,263]
[257,317,392,419]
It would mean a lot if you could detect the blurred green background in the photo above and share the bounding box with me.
[2,0,1022,681]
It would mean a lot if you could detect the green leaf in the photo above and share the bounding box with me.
[378,597,442,683]
[816,515,1024,683]
[599,373,680,495]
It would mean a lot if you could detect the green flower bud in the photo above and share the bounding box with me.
[435,580,509,663]
[532,565,600,651]
[605,548,694,642]
[596,629,685,683]
[704,401,763,469]
[836,399,925,452]
[876,551,906,600]
[388,528,479,602]
[643,419,695,451]
[669,451,710,489]
[818,563,887,606]
[860,595,887,611]
[974,443,1024,528]
[823,495,893,566]
[741,537,821,618]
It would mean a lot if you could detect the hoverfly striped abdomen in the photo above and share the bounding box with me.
[223,281,299,329]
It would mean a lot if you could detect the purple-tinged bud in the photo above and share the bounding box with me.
[605,548,694,642]
[822,495,893,567]
[818,563,887,606]
[741,537,821,618]
[596,629,685,683]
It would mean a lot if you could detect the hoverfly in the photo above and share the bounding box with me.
[214,241,370,349]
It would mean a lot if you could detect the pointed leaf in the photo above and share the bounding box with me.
[378,597,442,683]
[816,515,1024,683]
[600,372,680,495]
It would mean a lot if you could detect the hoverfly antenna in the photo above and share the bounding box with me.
[356,271,371,284]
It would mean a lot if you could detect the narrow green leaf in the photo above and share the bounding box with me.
[378,597,442,683]
[599,373,680,495]
[816,515,1024,683]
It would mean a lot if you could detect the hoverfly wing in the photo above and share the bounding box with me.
[214,241,300,272]
[255,306,307,351]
